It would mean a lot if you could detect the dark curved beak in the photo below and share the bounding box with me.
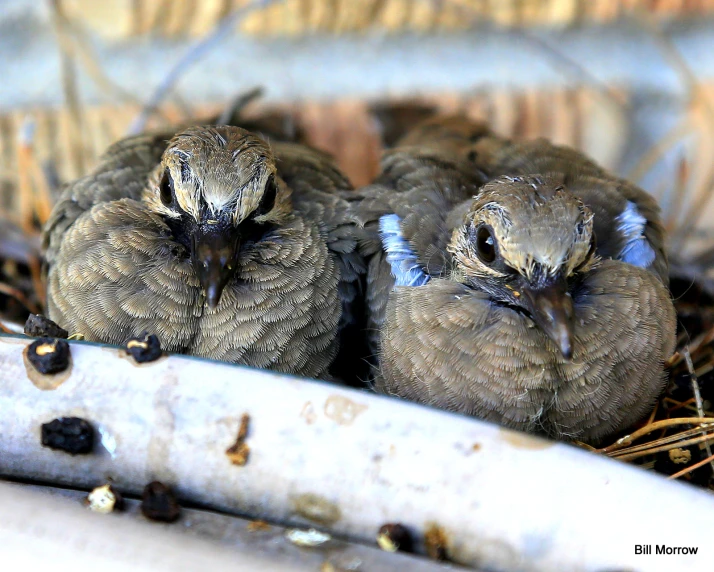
[192,226,240,309]
[522,277,575,360]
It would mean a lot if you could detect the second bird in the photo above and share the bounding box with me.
[356,115,676,443]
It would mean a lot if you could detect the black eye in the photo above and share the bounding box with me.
[253,174,278,218]
[159,169,174,207]
[476,225,496,264]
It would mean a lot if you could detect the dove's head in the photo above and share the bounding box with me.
[449,175,596,359]
[146,125,291,308]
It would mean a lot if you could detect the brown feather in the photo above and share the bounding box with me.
[356,114,677,443]
[44,125,364,380]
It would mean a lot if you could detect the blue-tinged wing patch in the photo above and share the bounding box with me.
[615,201,656,269]
[378,214,430,288]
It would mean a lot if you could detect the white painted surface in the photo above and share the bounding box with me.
[1,334,712,571]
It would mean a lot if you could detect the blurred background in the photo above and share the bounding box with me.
[3,0,714,320]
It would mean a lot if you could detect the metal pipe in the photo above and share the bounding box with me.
[0,481,458,571]
[1,333,712,571]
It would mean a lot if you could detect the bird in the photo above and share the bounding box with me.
[43,124,364,380]
[355,114,676,443]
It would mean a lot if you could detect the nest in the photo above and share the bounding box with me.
[2,0,714,492]
[3,105,714,493]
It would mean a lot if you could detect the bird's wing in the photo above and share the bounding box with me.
[565,176,668,283]
[43,132,171,268]
[271,142,364,315]
[470,136,668,282]
[354,142,483,353]
[271,142,368,381]
[364,114,493,192]
[46,198,200,350]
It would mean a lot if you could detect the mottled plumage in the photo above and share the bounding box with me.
[44,125,363,379]
[356,115,676,443]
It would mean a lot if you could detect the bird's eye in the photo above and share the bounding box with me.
[253,174,278,218]
[476,225,497,264]
[159,169,174,207]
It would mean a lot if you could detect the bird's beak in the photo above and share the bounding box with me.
[521,277,575,360]
[192,225,240,309]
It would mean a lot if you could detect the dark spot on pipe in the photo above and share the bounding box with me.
[41,417,94,455]
[377,523,414,553]
[226,413,251,466]
[424,523,449,561]
[124,332,163,363]
[27,337,70,374]
[141,481,180,523]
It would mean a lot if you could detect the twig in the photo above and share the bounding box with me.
[612,433,714,463]
[684,347,714,475]
[626,117,691,184]
[41,160,63,197]
[609,425,713,458]
[217,87,265,125]
[128,0,279,136]
[437,0,627,117]
[27,256,46,310]
[636,9,714,250]
[595,417,714,454]
[645,400,659,426]
[0,283,39,314]
[668,450,714,480]
[663,397,697,414]
[510,29,628,113]
[52,4,141,106]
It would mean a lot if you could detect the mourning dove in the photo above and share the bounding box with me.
[355,115,676,442]
[44,124,364,380]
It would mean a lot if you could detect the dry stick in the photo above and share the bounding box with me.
[19,118,54,229]
[0,322,14,334]
[626,116,691,184]
[664,154,691,233]
[0,283,39,315]
[683,347,714,475]
[664,396,697,413]
[512,29,628,112]
[426,1,628,118]
[596,417,714,454]
[55,7,177,128]
[53,6,139,106]
[609,425,714,458]
[637,9,714,249]
[613,432,714,463]
[27,256,45,310]
[647,400,660,425]
[128,0,280,136]
[216,87,265,125]
[669,450,714,480]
